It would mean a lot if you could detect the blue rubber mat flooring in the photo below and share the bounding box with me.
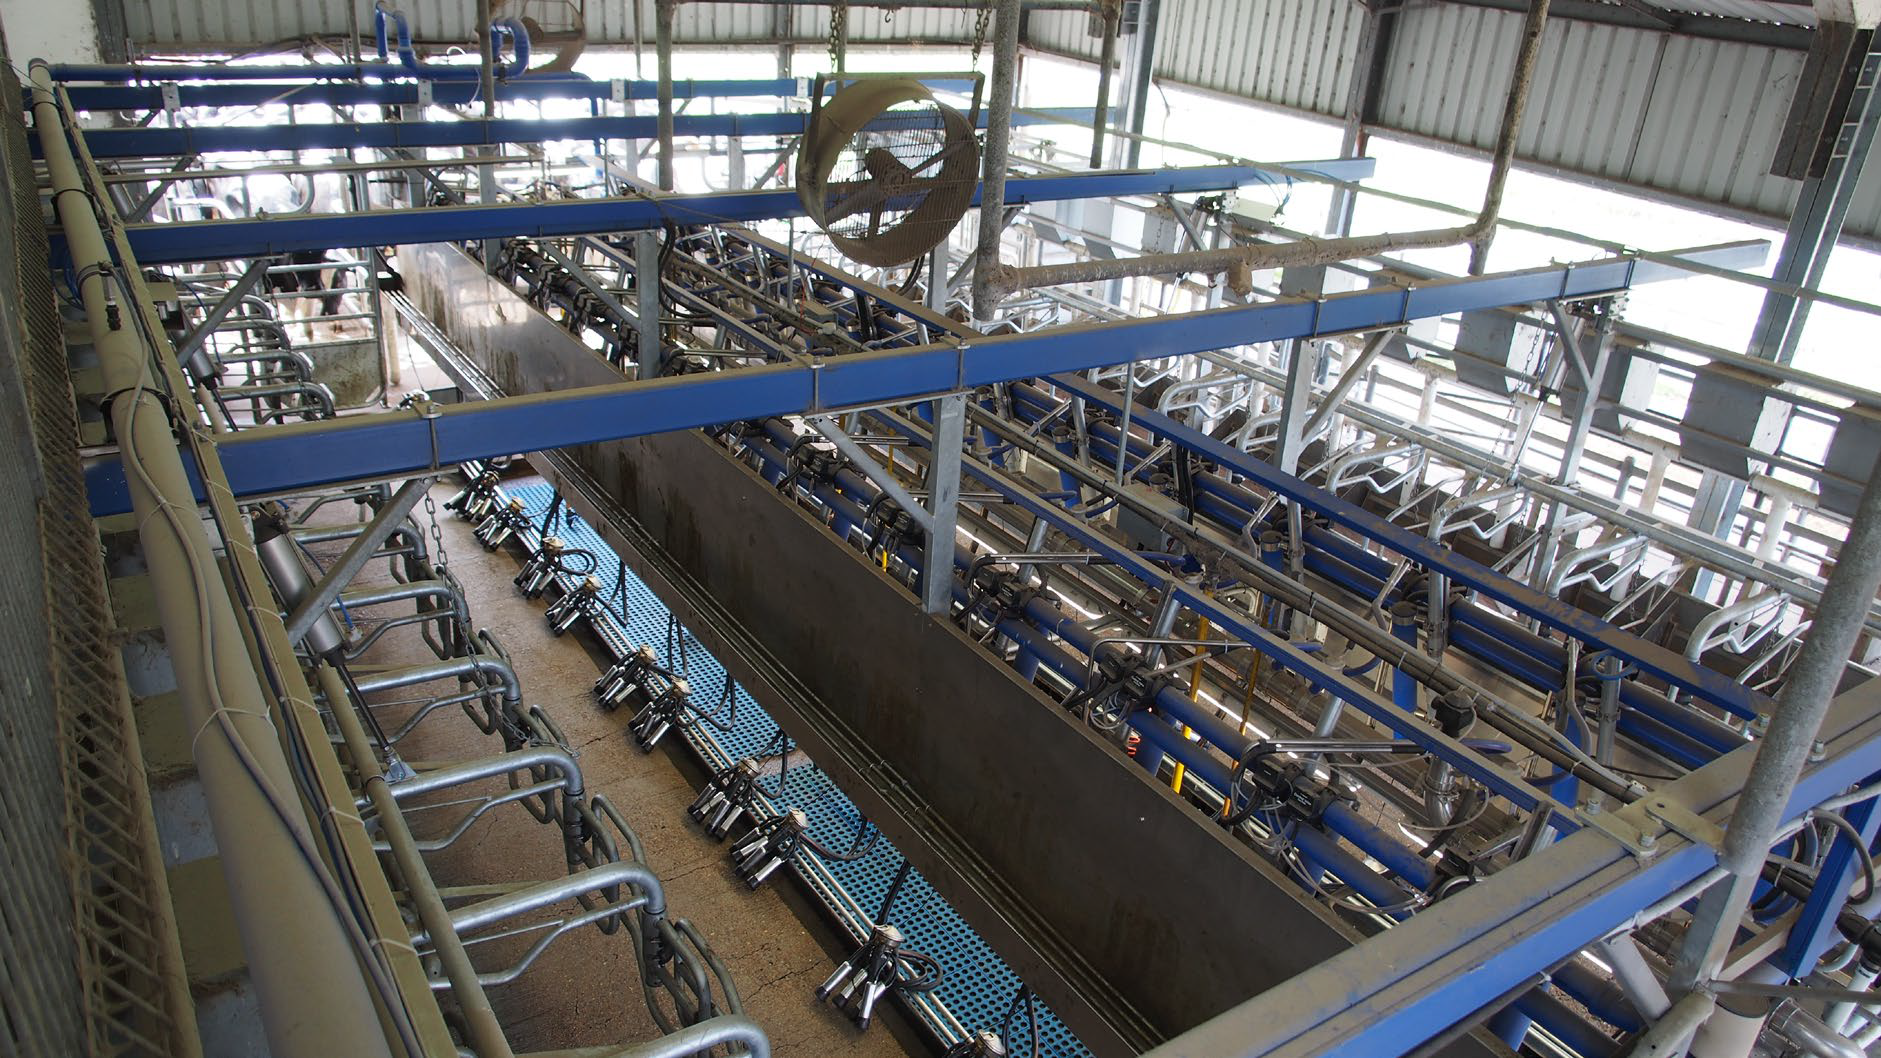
[507,482,1091,1058]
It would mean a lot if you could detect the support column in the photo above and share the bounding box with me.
[1088,0,1121,169]
[925,242,950,313]
[1274,339,1314,476]
[727,134,745,189]
[971,0,1023,325]
[1749,29,1879,365]
[656,0,676,191]
[1112,0,1165,169]
[1529,300,1616,596]
[774,1,793,79]
[1668,452,1881,1003]
[1326,0,1395,236]
[477,0,500,269]
[923,393,967,614]
[634,230,662,380]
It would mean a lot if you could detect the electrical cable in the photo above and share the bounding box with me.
[1815,808,1878,904]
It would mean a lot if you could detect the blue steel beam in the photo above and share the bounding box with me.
[85,251,1634,513]
[56,75,978,112]
[49,62,387,81]
[1048,366,1769,724]
[106,162,1378,264]
[53,107,1097,160]
[1139,675,1881,1058]
[1780,787,1881,976]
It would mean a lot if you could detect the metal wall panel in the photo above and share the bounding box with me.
[1029,0,1363,117]
[1375,6,1818,228]
[1031,0,1880,242]
[1027,6,1100,59]
[126,0,977,47]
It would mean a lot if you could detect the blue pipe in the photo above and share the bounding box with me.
[1486,1006,1530,1050]
[1614,711,1714,771]
[1391,604,1419,721]
[53,62,380,82]
[1551,959,1644,1033]
[489,18,532,77]
[377,6,531,81]
[1515,989,1622,1057]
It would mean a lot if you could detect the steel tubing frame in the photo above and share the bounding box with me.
[419,220,1881,1046]
[82,250,1662,514]
[315,660,515,1058]
[993,382,1748,755]
[969,393,1678,793]
[1173,343,1881,643]
[1667,458,1881,1000]
[285,477,757,1057]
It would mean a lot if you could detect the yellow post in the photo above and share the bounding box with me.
[1173,593,1212,794]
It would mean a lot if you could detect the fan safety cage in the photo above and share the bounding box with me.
[797,76,982,268]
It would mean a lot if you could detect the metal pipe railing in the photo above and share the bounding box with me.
[29,62,397,1058]
[317,663,514,1057]
[350,654,525,707]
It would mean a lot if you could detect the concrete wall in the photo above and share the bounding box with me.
[0,2,102,64]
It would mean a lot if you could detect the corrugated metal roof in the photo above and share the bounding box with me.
[1637,0,1816,27]
[124,0,1881,243]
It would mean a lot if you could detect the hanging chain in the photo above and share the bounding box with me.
[423,486,450,571]
[970,0,992,70]
[828,0,849,72]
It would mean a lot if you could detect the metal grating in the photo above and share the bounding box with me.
[0,58,196,1058]
[508,481,1092,1057]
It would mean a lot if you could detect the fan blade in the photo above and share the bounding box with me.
[867,204,886,238]
[905,139,967,177]
[825,180,896,224]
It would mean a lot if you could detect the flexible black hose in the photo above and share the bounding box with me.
[878,858,913,923]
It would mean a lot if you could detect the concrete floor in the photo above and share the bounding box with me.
[303,479,926,1057]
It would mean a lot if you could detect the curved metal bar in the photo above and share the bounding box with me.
[384,744,585,803]
[1686,590,1792,664]
[350,654,524,706]
[413,860,667,946]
